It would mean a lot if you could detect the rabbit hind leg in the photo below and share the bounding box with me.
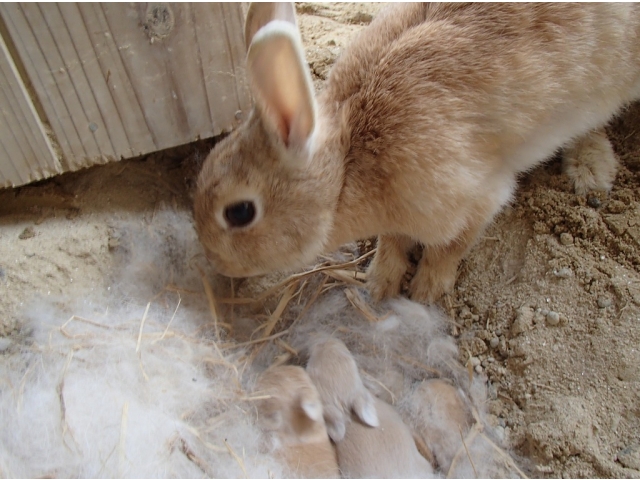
[563,127,618,195]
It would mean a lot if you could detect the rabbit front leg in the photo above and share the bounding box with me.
[409,244,460,304]
[366,234,414,302]
[409,217,489,303]
[563,127,618,195]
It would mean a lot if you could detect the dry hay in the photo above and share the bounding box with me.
[0,208,527,478]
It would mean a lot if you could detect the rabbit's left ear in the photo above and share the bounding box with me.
[246,20,316,156]
[244,2,297,51]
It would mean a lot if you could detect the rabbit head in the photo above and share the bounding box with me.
[254,365,327,445]
[194,3,340,278]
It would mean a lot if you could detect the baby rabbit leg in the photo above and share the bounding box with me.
[366,234,414,302]
[410,219,487,304]
[563,127,618,195]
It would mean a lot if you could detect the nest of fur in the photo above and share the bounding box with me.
[0,209,527,478]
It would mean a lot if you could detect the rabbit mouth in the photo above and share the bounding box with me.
[212,255,309,280]
[205,238,325,279]
[210,260,265,279]
[209,253,279,278]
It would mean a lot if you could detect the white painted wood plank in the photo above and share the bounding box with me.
[41,3,120,163]
[99,2,210,149]
[194,3,251,133]
[0,2,250,181]
[75,2,157,156]
[0,31,60,188]
[2,3,88,163]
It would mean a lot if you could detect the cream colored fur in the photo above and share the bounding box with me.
[254,365,340,478]
[405,379,473,473]
[195,3,640,302]
[303,336,433,478]
[336,398,435,479]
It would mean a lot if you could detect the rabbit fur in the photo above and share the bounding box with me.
[254,365,340,478]
[336,397,435,479]
[304,336,434,478]
[194,3,640,303]
[404,378,473,473]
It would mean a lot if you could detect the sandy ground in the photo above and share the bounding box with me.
[1,3,639,478]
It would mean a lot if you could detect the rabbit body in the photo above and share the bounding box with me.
[405,379,473,472]
[195,3,640,302]
[254,365,340,478]
[336,397,435,479]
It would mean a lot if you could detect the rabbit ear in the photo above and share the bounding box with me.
[353,390,379,428]
[323,404,347,442]
[247,21,316,157]
[298,388,323,422]
[244,2,297,51]
[300,399,323,422]
[326,420,347,443]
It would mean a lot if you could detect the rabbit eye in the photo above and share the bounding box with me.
[224,201,256,228]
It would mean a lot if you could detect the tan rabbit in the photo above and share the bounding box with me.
[304,336,433,477]
[194,3,640,303]
[337,397,435,479]
[305,336,379,442]
[254,365,340,478]
[405,379,473,473]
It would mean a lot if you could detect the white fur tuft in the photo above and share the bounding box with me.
[0,210,284,478]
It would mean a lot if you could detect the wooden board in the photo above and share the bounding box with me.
[0,30,60,188]
[0,2,251,184]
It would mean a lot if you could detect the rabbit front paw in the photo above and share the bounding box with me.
[408,257,458,304]
[366,235,412,302]
[367,265,405,302]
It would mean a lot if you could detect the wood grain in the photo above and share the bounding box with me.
[0,30,60,188]
[0,2,251,181]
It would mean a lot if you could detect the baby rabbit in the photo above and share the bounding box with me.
[306,337,433,478]
[305,336,379,442]
[404,379,472,473]
[254,365,340,478]
[194,3,640,303]
[337,397,434,479]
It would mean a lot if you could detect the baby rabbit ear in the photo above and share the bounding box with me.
[323,404,347,442]
[299,398,323,423]
[353,390,379,428]
[297,383,323,422]
[244,3,297,51]
[326,421,347,443]
[247,21,316,157]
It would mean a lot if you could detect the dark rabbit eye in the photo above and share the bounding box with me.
[224,201,256,227]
